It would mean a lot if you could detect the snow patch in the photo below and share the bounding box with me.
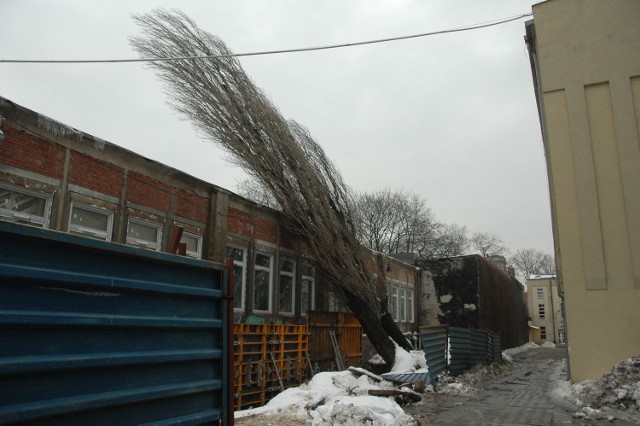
[439,294,452,303]
[235,369,417,425]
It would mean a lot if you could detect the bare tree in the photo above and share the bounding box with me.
[431,224,469,258]
[510,248,555,282]
[354,189,440,257]
[354,189,406,253]
[235,178,279,209]
[470,231,508,257]
[131,9,411,365]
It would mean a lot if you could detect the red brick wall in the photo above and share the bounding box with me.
[126,172,171,212]
[254,216,278,244]
[173,188,208,224]
[228,208,252,238]
[69,151,123,197]
[1,127,65,179]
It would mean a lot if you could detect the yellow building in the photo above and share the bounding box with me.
[526,0,640,382]
[527,276,564,344]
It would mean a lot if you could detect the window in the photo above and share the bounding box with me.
[538,303,546,319]
[300,261,315,315]
[0,183,52,228]
[390,287,399,321]
[68,203,113,241]
[537,288,544,299]
[279,258,295,315]
[327,292,340,312]
[181,232,203,259]
[399,288,407,322]
[254,253,273,312]
[226,246,246,310]
[540,326,547,340]
[407,289,414,322]
[126,218,162,251]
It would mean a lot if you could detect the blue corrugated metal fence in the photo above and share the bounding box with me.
[420,325,502,389]
[0,222,229,425]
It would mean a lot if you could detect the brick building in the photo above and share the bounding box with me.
[0,96,419,329]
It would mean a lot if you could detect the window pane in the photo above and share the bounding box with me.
[538,304,546,318]
[301,261,313,277]
[71,206,109,231]
[226,247,244,262]
[408,290,414,322]
[281,259,294,273]
[181,234,199,252]
[128,221,159,243]
[3,190,46,216]
[254,270,270,311]
[279,274,294,313]
[233,265,243,309]
[390,287,398,321]
[1,186,49,227]
[400,288,406,322]
[256,254,271,268]
[301,278,313,314]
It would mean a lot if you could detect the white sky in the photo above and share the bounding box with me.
[0,0,553,255]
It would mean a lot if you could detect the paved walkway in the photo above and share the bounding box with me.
[407,347,583,425]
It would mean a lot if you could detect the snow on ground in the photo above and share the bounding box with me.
[436,357,513,396]
[236,347,426,425]
[552,354,640,422]
[236,342,639,424]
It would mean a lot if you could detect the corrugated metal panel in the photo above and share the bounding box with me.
[448,327,471,376]
[0,222,228,425]
[419,325,448,387]
[493,334,502,362]
[381,371,430,385]
[469,329,489,366]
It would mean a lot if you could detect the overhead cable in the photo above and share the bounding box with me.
[0,13,532,64]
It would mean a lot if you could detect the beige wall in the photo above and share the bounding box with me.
[526,277,564,343]
[530,0,640,382]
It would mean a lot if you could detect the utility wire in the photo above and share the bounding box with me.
[0,13,532,64]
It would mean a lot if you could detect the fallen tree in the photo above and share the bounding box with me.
[131,9,412,365]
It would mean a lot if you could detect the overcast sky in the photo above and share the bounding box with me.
[0,0,553,256]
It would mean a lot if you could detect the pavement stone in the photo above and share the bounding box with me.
[406,347,590,425]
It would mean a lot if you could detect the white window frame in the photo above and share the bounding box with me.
[300,263,315,316]
[538,303,546,319]
[390,287,399,321]
[537,288,544,299]
[226,245,247,311]
[126,217,163,251]
[540,326,547,340]
[407,289,414,323]
[181,231,203,259]
[400,287,407,322]
[278,258,295,315]
[0,182,52,228]
[253,252,273,313]
[68,202,114,241]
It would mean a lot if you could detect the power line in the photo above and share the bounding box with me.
[0,13,532,64]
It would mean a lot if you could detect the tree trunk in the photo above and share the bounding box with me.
[381,312,414,351]
[344,290,396,367]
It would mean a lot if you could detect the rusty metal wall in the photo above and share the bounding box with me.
[307,311,362,371]
[233,324,310,410]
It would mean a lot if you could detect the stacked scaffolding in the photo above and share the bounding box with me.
[233,324,310,410]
